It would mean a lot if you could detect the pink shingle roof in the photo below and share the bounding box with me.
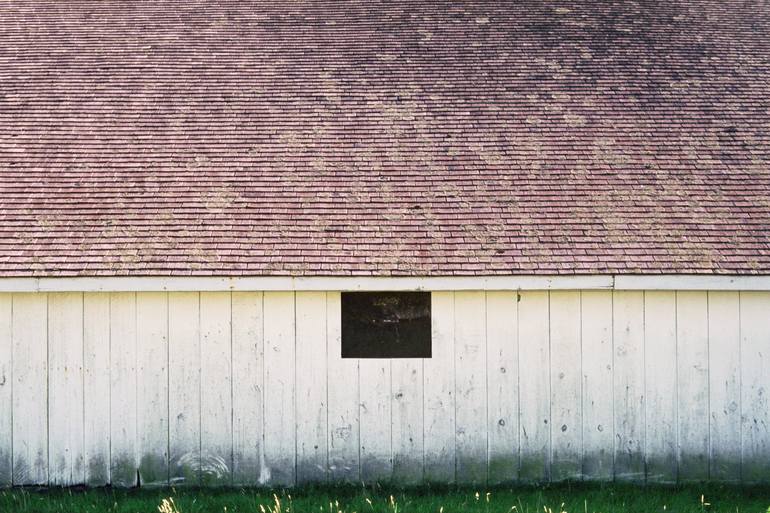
[1,0,769,277]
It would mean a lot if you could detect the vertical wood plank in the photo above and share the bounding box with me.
[359,358,391,483]
[739,291,770,483]
[549,291,582,481]
[424,291,455,483]
[676,291,709,481]
[231,292,264,486]
[644,291,677,483]
[581,290,613,480]
[295,291,328,484]
[518,290,550,482]
[11,293,48,485]
[83,293,110,486]
[707,291,741,482]
[263,291,296,486]
[48,293,85,486]
[0,295,12,486]
[454,291,487,484]
[485,291,518,484]
[136,292,169,486]
[168,292,201,486]
[392,358,423,484]
[200,292,233,486]
[612,291,645,481]
[327,292,360,482]
[109,292,138,487]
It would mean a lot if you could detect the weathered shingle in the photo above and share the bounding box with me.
[1,0,769,276]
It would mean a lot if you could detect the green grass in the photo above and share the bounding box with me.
[0,483,768,513]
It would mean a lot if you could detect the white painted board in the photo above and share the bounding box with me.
[454,291,487,484]
[643,291,677,483]
[12,293,48,485]
[359,357,391,483]
[83,293,111,486]
[295,291,329,484]
[486,291,518,484]
[581,291,613,480]
[263,291,296,486]
[0,295,12,486]
[136,292,169,486]
[423,291,455,483]
[200,292,233,486]
[707,291,741,481]
[739,291,770,483]
[48,293,85,486]
[549,291,582,481]
[109,292,138,487]
[392,358,423,484]
[327,292,360,482]
[612,291,645,481]
[231,292,264,486]
[676,291,709,481]
[168,292,201,485]
[518,290,550,482]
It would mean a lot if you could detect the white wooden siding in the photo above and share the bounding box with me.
[230,292,264,485]
[549,291,582,481]
[326,292,360,482]
[707,291,741,481]
[453,291,487,484]
[200,292,233,486]
[262,292,296,486]
[0,294,12,487]
[48,293,85,486]
[643,291,677,483]
[739,291,770,483]
[0,289,768,487]
[83,293,110,486]
[485,291,518,484]
[109,292,138,487]
[12,293,48,485]
[580,291,613,480]
[295,291,329,484]
[518,291,550,482]
[423,291,455,482]
[168,292,201,485]
[136,292,169,487]
[612,291,645,481]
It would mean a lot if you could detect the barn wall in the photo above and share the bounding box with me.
[0,290,768,487]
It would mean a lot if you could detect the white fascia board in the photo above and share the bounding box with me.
[613,274,770,291]
[0,275,611,292]
[0,274,769,292]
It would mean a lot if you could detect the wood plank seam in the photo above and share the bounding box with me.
[452,292,457,484]
[484,292,489,485]
[579,291,584,481]
[46,293,50,486]
[737,293,742,483]
[544,290,553,482]
[706,292,711,482]
[673,291,678,483]
[167,293,171,486]
[610,292,615,481]
[229,292,234,487]
[516,291,521,481]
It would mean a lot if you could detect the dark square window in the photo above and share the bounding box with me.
[341,291,431,358]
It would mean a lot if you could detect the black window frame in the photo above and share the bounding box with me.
[340,291,432,359]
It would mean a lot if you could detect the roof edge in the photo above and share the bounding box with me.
[0,275,769,292]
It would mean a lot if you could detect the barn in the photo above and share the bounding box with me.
[1,0,769,488]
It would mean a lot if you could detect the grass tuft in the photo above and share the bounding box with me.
[0,483,767,513]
